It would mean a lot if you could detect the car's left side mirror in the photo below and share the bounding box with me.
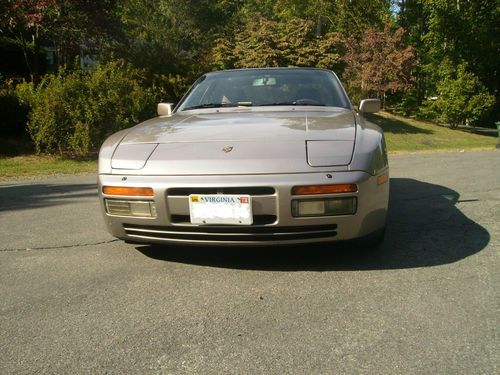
[157,102,174,116]
[359,99,381,113]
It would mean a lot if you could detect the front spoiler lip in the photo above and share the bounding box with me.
[121,222,339,246]
[122,233,341,247]
[119,228,385,247]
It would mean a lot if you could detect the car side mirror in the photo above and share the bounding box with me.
[359,99,381,113]
[157,102,174,116]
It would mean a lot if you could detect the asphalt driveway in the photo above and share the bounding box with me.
[0,151,499,374]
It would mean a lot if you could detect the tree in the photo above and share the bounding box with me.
[0,0,122,81]
[237,0,392,37]
[429,62,495,127]
[343,23,415,107]
[0,0,58,81]
[422,0,500,92]
[397,0,500,124]
[396,0,428,105]
[116,0,241,76]
[49,1,122,66]
[213,17,345,71]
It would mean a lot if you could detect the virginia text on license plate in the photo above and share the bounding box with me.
[189,194,253,225]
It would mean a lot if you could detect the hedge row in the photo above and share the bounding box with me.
[15,60,158,156]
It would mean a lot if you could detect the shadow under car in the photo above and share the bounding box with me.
[135,178,489,271]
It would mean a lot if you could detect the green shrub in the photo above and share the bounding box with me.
[416,100,438,121]
[393,90,419,117]
[17,60,156,156]
[153,73,191,103]
[424,63,495,127]
[0,81,29,136]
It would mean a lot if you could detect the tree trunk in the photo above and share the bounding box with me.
[316,15,322,37]
[19,34,34,82]
[33,34,40,83]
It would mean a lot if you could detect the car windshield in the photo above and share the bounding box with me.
[177,69,351,111]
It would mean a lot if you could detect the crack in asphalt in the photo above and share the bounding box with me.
[0,239,119,252]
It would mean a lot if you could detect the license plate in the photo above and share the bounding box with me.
[189,194,253,225]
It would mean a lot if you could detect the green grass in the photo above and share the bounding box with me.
[366,112,498,153]
[0,155,97,180]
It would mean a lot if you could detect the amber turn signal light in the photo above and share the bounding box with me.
[102,186,154,197]
[291,184,358,195]
[377,172,389,185]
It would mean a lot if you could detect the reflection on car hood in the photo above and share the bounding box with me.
[111,108,357,175]
[120,108,356,144]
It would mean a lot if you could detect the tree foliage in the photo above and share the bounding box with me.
[0,0,58,81]
[426,62,495,127]
[213,17,345,71]
[0,0,122,81]
[17,60,156,155]
[2,0,499,157]
[236,0,392,36]
[422,0,500,92]
[397,0,500,123]
[343,24,415,106]
[115,0,240,76]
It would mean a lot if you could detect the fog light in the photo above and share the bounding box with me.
[292,197,356,217]
[105,199,157,217]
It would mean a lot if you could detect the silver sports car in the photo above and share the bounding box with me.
[98,68,389,246]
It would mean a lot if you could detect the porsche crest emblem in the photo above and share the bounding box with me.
[222,146,234,153]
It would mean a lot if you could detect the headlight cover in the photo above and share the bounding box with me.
[306,140,354,167]
[111,143,158,170]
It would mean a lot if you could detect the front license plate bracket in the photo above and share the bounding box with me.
[189,194,253,225]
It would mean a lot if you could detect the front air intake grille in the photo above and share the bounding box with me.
[123,223,337,243]
[167,187,275,196]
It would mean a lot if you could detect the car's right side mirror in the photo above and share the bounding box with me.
[157,102,174,116]
[359,99,381,113]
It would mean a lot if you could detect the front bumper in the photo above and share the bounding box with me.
[98,170,389,246]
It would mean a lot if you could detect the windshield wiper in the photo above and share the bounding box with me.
[183,103,228,110]
[183,102,253,110]
[183,100,326,110]
[255,101,326,107]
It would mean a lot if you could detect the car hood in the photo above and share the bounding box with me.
[111,108,357,175]
[120,108,356,143]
